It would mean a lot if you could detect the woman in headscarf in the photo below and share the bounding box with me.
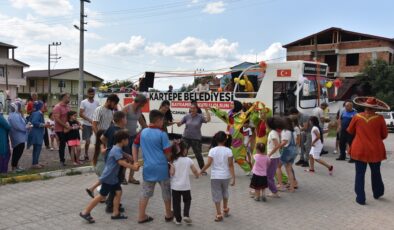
[0,103,11,173]
[27,101,47,169]
[8,102,27,172]
[347,97,389,205]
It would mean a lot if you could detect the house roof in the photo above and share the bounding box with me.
[0,42,17,49]
[283,27,394,48]
[24,68,103,82]
[0,58,29,67]
[230,62,256,70]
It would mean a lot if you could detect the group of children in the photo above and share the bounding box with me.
[79,109,334,225]
[246,115,334,201]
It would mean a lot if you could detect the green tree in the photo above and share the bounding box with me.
[357,59,394,108]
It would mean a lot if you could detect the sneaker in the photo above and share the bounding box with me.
[261,196,267,202]
[301,162,309,167]
[254,197,261,201]
[333,150,338,154]
[336,157,346,161]
[50,147,54,151]
[15,167,25,173]
[201,172,208,176]
[295,160,304,166]
[60,162,66,167]
[183,217,192,225]
[348,159,355,163]
[173,219,182,225]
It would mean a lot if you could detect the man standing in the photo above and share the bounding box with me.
[53,93,71,166]
[122,94,147,184]
[336,101,357,162]
[167,85,173,93]
[290,108,311,167]
[92,94,119,134]
[79,88,100,161]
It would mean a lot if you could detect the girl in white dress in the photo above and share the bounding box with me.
[306,116,333,175]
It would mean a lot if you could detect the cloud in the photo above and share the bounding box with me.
[97,36,146,56]
[9,0,73,16]
[237,42,286,63]
[146,37,238,62]
[202,1,225,14]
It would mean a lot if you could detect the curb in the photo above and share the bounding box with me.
[0,166,94,185]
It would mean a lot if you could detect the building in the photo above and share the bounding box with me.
[283,27,394,100]
[0,42,29,100]
[23,68,103,109]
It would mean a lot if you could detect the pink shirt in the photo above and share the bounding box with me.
[53,102,70,132]
[252,154,270,176]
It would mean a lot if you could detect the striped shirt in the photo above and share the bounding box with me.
[93,105,113,131]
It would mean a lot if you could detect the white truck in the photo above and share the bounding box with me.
[96,60,330,137]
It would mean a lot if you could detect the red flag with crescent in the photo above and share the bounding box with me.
[277,69,292,77]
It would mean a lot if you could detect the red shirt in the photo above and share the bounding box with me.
[53,102,70,132]
[347,113,388,163]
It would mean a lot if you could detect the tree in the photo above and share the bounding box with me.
[357,59,394,108]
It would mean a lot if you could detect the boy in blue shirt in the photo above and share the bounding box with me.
[133,110,173,224]
[80,130,140,224]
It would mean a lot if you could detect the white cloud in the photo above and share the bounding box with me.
[97,36,145,56]
[237,42,286,63]
[9,0,73,16]
[202,1,225,14]
[146,37,238,62]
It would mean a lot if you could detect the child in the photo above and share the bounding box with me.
[242,121,253,170]
[47,112,58,151]
[266,117,283,198]
[79,130,140,223]
[250,143,269,201]
[279,117,298,192]
[65,111,81,165]
[86,129,106,199]
[200,131,235,222]
[306,116,333,175]
[170,140,199,225]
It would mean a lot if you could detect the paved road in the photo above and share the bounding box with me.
[0,136,393,230]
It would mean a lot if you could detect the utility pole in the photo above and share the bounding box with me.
[75,0,90,115]
[48,42,61,107]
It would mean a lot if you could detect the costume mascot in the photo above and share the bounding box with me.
[211,100,267,172]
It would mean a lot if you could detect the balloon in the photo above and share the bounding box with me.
[325,81,333,88]
[239,80,246,86]
[334,79,342,88]
[234,77,240,83]
[259,61,267,69]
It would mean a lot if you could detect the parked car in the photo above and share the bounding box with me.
[377,111,394,132]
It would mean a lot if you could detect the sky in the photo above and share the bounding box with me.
[0,0,393,90]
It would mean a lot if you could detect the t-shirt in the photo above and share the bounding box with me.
[134,127,171,182]
[208,146,233,180]
[281,130,293,147]
[171,157,194,191]
[252,154,270,176]
[125,105,142,136]
[80,99,100,126]
[312,107,324,127]
[267,130,280,159]
[99,145,123,185]
[52,102,70,132]
[311,126,323,148]
[67,120,81,140]
[181,113,207,140]
[48,120,55,136]
[93,105,113,131]
[340,109,357,130]
[104,125,121,161]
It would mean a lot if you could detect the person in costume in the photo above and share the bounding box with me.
[347,97,389,205]
[210,100,256,172]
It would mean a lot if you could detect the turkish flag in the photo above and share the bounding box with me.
[277,69,292,77]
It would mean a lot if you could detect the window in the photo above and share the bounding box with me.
[29,80,35,87]
[346,53,359,66]
[0,67,4,77]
